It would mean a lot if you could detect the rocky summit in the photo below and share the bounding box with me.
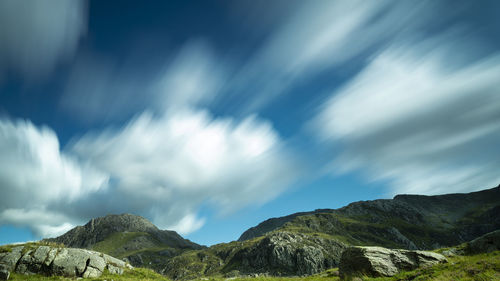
[0,244,131,278]
[44,214,203,271]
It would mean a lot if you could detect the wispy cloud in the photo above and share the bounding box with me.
[314,34,500,195]
[0,0,86,79]
[59,41,226,124]
[226,0,442,114]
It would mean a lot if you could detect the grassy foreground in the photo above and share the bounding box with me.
[6,250,500,281]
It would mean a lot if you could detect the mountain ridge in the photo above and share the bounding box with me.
[239,184,500,242]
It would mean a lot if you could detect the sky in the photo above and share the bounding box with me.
[0,0,499,246]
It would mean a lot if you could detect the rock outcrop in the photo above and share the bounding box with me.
[233,232,346,276]
[339,246,447,279]
[465,229,500,254]
[162,231,347,279]
[0,244,131,278]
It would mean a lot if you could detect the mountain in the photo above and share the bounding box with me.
[162,184,500,279]
[240,184,500,248]
[44,213,203,271]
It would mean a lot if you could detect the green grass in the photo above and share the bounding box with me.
[0,241,65,254]
[91,232,148,255]
[8,268,171,281]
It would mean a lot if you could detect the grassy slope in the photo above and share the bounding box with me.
[7,251,500,280]
[90,231,175,259]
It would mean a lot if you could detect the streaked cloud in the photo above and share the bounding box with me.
[0,0,87,79]
[0,109,298,237]
[0,118,107,237]
[314,35,500,195]
[227,0,442,113]
[59,41,225,124]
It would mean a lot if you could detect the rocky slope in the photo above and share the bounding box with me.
[162,231,347,280]
[44,214,203,271]
[163,184,499,279]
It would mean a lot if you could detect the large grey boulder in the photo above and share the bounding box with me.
[0,244,132,278]
[465,229,500,254]
[339,246,446,279]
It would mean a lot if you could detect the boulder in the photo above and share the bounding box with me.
[339,246,446,279]
[0,244,131,278]
[465,230,500,254]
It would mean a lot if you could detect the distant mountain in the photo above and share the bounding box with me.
[44,213,203,271]
[162,184,500,279]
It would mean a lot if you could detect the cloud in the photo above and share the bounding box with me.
[59,41,225,124]
[314,35,500,195]
[0,118,107,237]
[0,0,87,79]
[59,55,151,124]
[0,108,298,237]
[70,109,298,234]
[226,0,444,113]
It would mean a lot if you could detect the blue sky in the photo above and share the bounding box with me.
[1,0,500,246]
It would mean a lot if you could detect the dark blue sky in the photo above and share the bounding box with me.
[1,0,499,246]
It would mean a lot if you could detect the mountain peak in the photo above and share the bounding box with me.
[45,213,201,251]
[84,213,158,234]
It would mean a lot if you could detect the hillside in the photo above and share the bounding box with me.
[162,184,500,279]
[44,214,203,271]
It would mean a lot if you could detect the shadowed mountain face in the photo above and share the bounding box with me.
[161,184,500,279]
[44,214,203,271]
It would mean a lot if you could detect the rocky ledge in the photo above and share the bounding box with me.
[0,245,132,279]
[339,246,447,279]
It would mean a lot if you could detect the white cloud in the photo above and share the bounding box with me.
[0,111,297,237]
[229,0,442,113]
[155,41,225,111]
[0,118,107,237]
[314,36,500,195]
[0,0,87,78]
[0,208,74,238]
[70,109,298,234]
[165,213,206,236]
